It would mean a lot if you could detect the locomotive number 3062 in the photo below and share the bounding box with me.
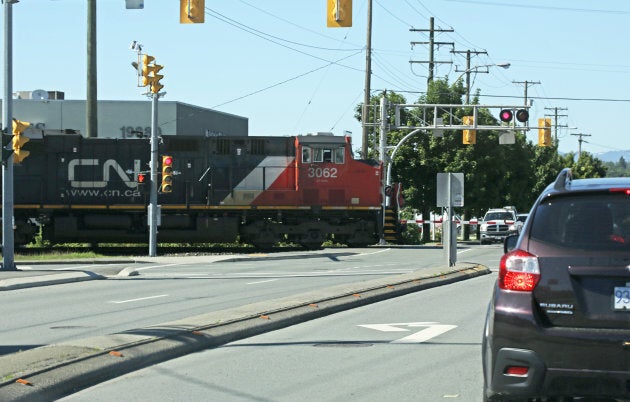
[307,166,338,179]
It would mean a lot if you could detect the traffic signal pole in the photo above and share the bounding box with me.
[2,1,16,271]
[134,49,164,257]
[148,92,158,257]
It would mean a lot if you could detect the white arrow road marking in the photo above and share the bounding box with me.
[358,322,457,343]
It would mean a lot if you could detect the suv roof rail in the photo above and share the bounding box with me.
[553,168,572,191]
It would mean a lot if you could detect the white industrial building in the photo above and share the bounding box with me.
[1,90,248,138]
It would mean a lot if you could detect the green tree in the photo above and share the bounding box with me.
[572,152,608,178]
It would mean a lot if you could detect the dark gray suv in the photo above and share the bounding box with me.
[482,168,630,401]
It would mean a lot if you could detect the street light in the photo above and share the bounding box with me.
[455,63,511,104]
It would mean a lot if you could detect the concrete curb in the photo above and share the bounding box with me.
[0,263,489,401]
[0,271,105,291]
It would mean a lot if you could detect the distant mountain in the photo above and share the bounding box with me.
[595,151,630,163]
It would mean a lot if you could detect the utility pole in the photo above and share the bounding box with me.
[361,0,372,159]
[87,0,97,138]
[452,49,488,104]
[409,17,453,85]
[544,107,568,144]
[571,133,592,156]
[513,80,540,106]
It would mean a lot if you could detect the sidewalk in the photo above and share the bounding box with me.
[0,254,244,291]
[0,254,490,401]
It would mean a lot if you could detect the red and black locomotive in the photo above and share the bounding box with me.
[7,132,403,249]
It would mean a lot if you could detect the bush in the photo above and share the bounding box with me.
[401,224,423,245]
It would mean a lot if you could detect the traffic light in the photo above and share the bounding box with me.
[538,118,552,146]
[141,54,164,94]
[12,118,31,163]
[327,0,352,27]
[137,172,147,184]
[462,115,476,145]
[150,70,164,94]
[180,0,205,24]
[161,155,173,193]
[499,109,513,122]
[499,108,529,123]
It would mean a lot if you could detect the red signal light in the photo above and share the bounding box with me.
[137,173,146,183]
[499,109,529,123]
[499,109,513,122]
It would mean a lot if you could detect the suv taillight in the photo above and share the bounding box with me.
[499,249,540,291]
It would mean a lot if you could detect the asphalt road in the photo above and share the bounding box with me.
[0,243,500,400]
[62,274,498,401]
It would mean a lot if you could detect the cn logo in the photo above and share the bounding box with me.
[69,159,137,189]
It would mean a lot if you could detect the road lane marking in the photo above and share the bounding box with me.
[355,248,391,257]
[110,294,169,304]
[246,279,279,285]
[358,322,457,343]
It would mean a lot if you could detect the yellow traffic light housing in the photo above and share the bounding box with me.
[327,0,352,27]
[12,118,31,163]
[462,115,476,145]
[180,0,205,24]
[150,69,164,94]
[538,118,552,146]
[141,54,165,94]
[161,155,173,193]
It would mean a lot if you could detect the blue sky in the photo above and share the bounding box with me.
[1,0,628,156]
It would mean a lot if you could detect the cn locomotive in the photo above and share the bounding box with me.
[4,132,404,249]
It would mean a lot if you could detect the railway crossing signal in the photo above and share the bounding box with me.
[12,118,31,163]
[499,108,529,123]
[161,155,173,193]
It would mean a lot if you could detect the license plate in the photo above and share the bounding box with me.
[614,286,630,310]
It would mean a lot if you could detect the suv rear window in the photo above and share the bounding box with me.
[530,193,630,250]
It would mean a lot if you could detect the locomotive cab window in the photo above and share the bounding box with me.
[305,146,345,164]
[334,147,344,164]
[302,147,312,163]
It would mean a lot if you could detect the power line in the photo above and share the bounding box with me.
[444,0,630,15]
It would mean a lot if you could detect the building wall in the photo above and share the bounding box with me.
[0,99,248,138]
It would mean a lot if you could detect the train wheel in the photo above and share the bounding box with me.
[345,230,378,248]
[251,230,280,249]
[299,229,324,250]
[14,218,38,246]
